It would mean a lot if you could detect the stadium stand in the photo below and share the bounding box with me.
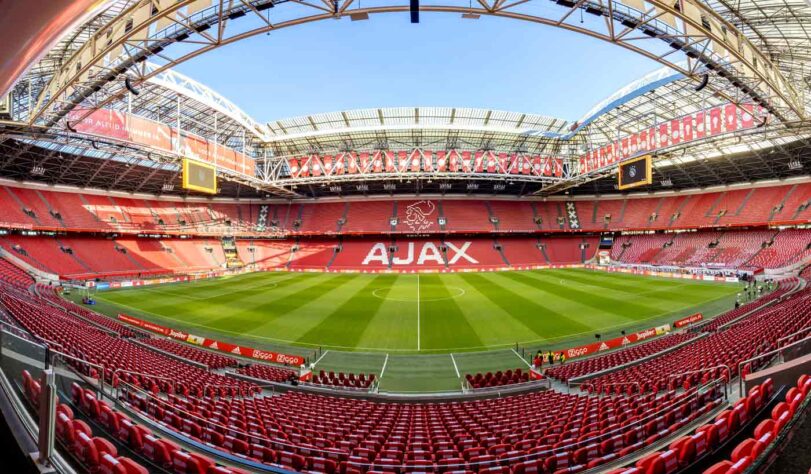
[235,364,298,383]
[464,368,531,389]
[702,375,810,474]
[0,255,33,289]
[35,283,140,337]
[117,379,721,472]
[21,371,151,474]
[310,371,376,389]
[611,229,811,270]
[607,375,810,474]
[138,338,240,369]
[1,291,258,397]
[441,200,494,232]
[586,283,809,394]
[0,183,809,236]
[545,332,699,383]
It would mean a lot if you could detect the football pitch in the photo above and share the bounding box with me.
[76,268,743,391]
[89,268,740,352]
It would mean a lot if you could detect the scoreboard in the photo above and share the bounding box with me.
[182,158,217,194]
[618,155,652,190]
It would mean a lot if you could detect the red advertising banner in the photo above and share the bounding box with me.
[118,313,305,366]
[68,108,255,177]
[673,313,703,328]
[559,324,669,360]
[577,102,766,174]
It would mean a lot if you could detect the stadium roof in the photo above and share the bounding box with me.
[1,0,811,199]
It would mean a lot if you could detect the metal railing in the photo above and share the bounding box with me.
[569,380,641,395]
[49,349,106,399]
[111,368,175,397]
[777,326,811,348]
[736,334,811,395]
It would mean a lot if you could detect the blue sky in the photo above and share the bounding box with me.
[176,12,661,123]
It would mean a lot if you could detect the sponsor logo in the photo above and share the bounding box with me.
[567,346,591,358]
[635,328,656,341]
[404,201,436,232]
[674,313,703,328]
[168,329,188,340]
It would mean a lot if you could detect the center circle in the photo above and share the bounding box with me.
[372,286,466,302]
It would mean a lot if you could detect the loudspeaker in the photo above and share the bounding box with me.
[125,77,140,95]
[410,0,419,23]
[694,73,709,92]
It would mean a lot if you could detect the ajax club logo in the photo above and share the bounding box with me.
[405,200,436,232]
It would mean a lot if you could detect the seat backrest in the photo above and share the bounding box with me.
[754,419,776,439]
[119,457,149,474]
[99,453,126,474]
[731,438,756,463]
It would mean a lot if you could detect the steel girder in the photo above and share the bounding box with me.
[24,0,806,130]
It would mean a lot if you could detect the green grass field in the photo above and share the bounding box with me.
[75,269,742,391]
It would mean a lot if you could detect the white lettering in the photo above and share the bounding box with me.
[417,242,444,265]
[362,243,390,265]
[446,241,478,264]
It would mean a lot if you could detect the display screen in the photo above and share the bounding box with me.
[618,155,652,190]
[182,158,217,194]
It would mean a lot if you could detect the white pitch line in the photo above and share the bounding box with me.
[511,348,533,368]
[417,273,421,351]
[312,349,330,366]
[450,353,460,378]
[379,353,390,378]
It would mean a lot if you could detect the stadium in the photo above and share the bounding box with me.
[0,1,810,473]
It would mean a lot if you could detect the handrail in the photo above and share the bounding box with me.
[112,368,175,396]
[0,320,42,343]
[202,383,251,398]
[466,377,552,393]
[777,326,811,348]
[49,349,106,399]
[666,364,731,383]
[570,380,641,395]
[667,364,731,399]
[736,334,811,395]
[117,377,724,471]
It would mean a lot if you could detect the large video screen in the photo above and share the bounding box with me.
[618,155,652,190]
[182,158,217,194]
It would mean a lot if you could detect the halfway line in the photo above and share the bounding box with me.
[417,273,421,351]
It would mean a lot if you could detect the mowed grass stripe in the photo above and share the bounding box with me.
[554,268,733,302]
[297,274,393,348]
[439,273,543,348]
[501,271,665,319]
[134,272,298,302]
[419,274,483,351]
[356,275,418,351]
[541,269,740,310]
[249,273,377,341]
[457,272,592,338]
[205,273,361,333]
[104,272,321,324]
